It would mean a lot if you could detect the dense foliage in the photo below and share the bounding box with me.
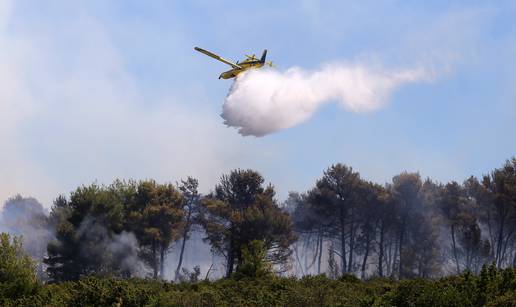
[45,180,185,281]
[202,169,296,277]
[0,234,38,301]
[1,265,515,306]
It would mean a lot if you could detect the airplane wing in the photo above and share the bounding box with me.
[194,47,242,69]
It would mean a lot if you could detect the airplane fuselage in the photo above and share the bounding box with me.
[219,60,264,79]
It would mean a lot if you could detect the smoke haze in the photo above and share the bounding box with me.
[0,195,53,278]
[77,217,147,277]
[222,65,431,136]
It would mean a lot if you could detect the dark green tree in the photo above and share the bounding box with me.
[312,164,362,274]
[46,183,128,281]
[46,180,185,281]
[201,169,296,277]
[128,180,185,279]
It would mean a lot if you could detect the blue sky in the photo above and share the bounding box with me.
[1,1,515,206]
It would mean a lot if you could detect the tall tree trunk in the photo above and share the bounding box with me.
[294,243,305,275]
[486,211,495,257]
[303,234,312,273]
[317,231,323,274]
[160,246,165,279]
[496,216,506,267]
[152,242,158,279]
[398,223,405,279]
[500,231,513,267]
[175,210,193,280]
[392,237,399,278]
[465,246,472,271]
[340,213,347,274]
[226,231,235,278]
[348,221,355,273]
[386,237,393,276]
[378,221,385,277]
[451,224,460,274]
[307,233,319,274]
[236,244,243,270]
[361,231,371,279]
[174,232,188,280]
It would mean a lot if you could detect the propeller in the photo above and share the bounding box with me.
[266,60,276,68]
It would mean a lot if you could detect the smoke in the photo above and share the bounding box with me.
[165,230,226,280]
[0,195,54,279]
[0,195,53,260]
[77,216,147,277]
[222,64,431,136]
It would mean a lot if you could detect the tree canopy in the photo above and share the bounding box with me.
[201,169,296,277]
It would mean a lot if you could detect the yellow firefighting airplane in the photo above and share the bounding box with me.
[194,47,274,79]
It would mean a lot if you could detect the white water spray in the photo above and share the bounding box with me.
[222,64,431,136]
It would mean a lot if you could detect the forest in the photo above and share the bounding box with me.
[1,157,516,305]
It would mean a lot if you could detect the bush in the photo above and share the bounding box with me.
[233,240,273,280]
[1,261,516,306]
[0,233,38,302]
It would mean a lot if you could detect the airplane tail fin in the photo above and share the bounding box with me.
[260,49,267,63]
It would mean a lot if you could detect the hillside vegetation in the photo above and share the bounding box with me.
[2,266,516,306]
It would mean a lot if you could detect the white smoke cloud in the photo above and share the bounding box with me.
[222,64,431,136]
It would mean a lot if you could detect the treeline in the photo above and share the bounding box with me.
[42,171,294,282]
[1,158,516,282]
[286,161,515,279]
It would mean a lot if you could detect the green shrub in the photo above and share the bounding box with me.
[0,233,39,302]
[2,264,516,306]
[233,240,273,280]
